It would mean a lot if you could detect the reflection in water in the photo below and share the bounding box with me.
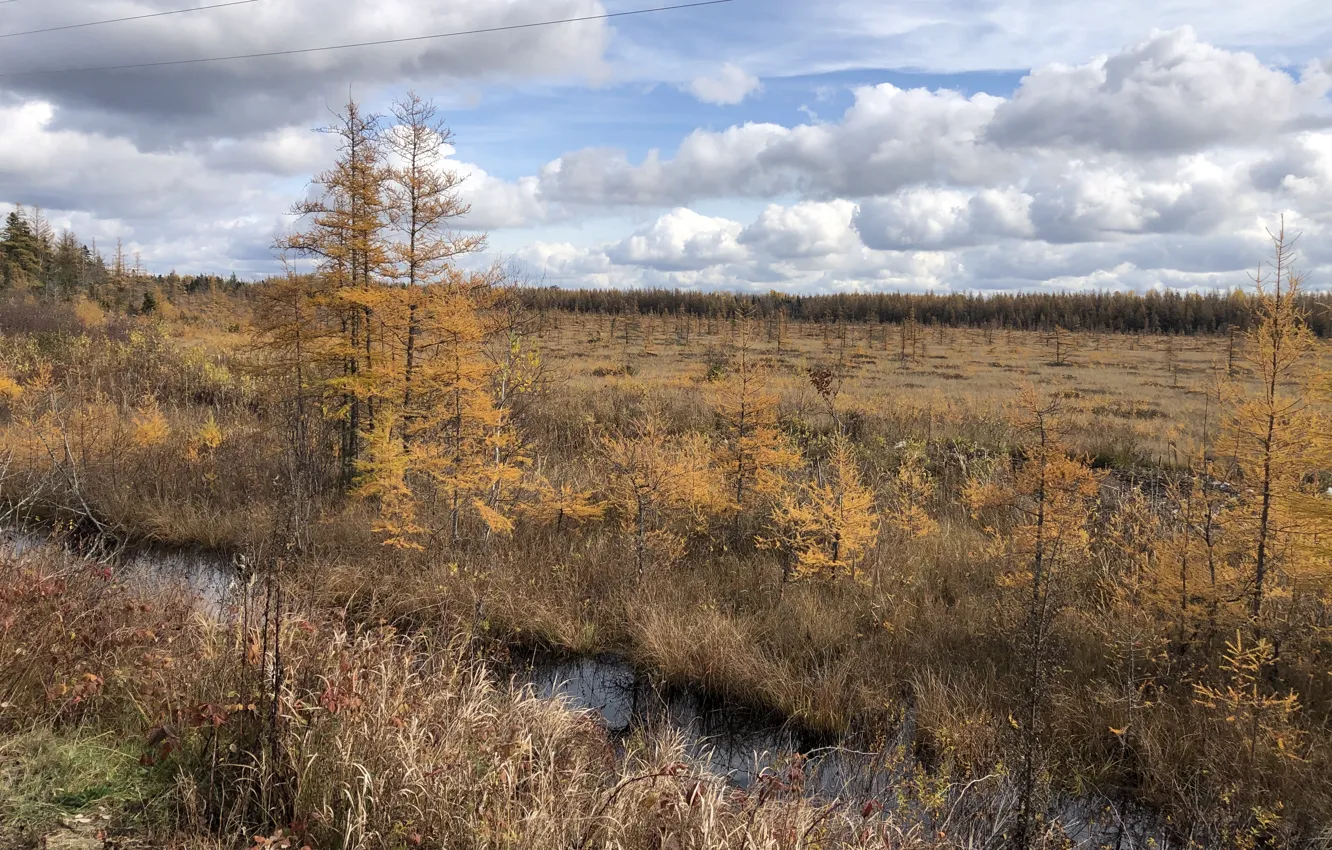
[1,527,237,617]
[518,650,902,797]
[515,652,1168,844]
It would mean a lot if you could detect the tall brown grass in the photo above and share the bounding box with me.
[3,295,1332,847]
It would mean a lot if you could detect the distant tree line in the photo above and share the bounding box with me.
[516,286,1332,337]
[2,203,241,312]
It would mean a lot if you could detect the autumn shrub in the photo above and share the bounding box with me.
[0,542,199,733]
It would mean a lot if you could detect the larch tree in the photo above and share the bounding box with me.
[883,439,938,542]
[762,435,880,584]
[712,311,799,513]
[964,388,1103,849]
[411,278,505,543]
[1220,222,1320,626]
[354,409,423,549]
[281,98,391,486]
[478,293,549,533]
[601,403,723,580]
[383,91,486,453]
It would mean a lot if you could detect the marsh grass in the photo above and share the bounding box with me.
[4,299,1332,846]
[2,543,1062,850]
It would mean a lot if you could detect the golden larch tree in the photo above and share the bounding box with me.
[964,387,1104,849]
[763,435,880,583]
[712,311,799,512]
[1220,222,1321,624]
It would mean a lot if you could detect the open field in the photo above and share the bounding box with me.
[533,312,1271,467]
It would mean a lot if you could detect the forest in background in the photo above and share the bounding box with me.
[2,95,1332,850]
[8,199,1332,339]
[515,287,1332,337]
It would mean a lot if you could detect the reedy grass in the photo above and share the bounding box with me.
[5,303,1332,845]
[3,543,1045,850]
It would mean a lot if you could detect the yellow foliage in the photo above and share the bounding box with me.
[72,297,105,328]
[763,436,880,582]
[1218,226,1326,621]
[198,413,224,450]
[523,480,606,528]
[131,398,171,448]
[601,404,726,575]
[884,440,938,540]
[0,372,21,404]
[1194,631,1304,762]
[966,387,1103,589]
[354,408,424,550]
[712,315,800,510]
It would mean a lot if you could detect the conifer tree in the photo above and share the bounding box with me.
[1,206,41,288]
[412,281,504,543]
[355,408,424,549]
[712,311,798,512]
[883,440,937,542]
[282,98,391,485]
[51,231,85,299]
[1220,222,1320,625]
[384,92,486,453]
[964,388,1103,848]
[763,436,880,583]
[602,403,723,579]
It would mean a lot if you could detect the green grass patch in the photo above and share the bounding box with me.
[0,729,149,840]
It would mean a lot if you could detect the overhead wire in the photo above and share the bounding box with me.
[0,0,259,40]
[0,0,735,78]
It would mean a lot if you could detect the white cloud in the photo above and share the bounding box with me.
[855,188,1034,250]
[607,208,746,270]
[986,28,1332,153]
[687,63,762,105]
[8,18,1332,293]
[533,30,1332,216]
[538,84,1004,205]
[740,200,860,258]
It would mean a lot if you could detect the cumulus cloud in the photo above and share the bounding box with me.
[6,15,1332,292]
[739,200,860,258]
[532,30,1332,215]
[855,188,1033,250]
[986,28,1332,153]
[687,63,761,105]
[608,208,746,270]
[539,85,1004,205]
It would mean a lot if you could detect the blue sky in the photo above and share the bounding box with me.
[2,0,1332,291]
[440,66,1030,180]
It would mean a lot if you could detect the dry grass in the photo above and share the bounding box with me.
[1,542,1063,850]
[4,299,1332,846]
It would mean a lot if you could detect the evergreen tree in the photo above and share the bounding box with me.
[51,231,85,299]
[1,207,41,287]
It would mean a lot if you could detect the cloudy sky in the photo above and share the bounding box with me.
[2,0,1332,293]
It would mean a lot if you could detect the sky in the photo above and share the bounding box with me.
[2,0,1332,293]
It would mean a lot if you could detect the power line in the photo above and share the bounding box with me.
[0,0,258,40]
[0,0,735,78]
